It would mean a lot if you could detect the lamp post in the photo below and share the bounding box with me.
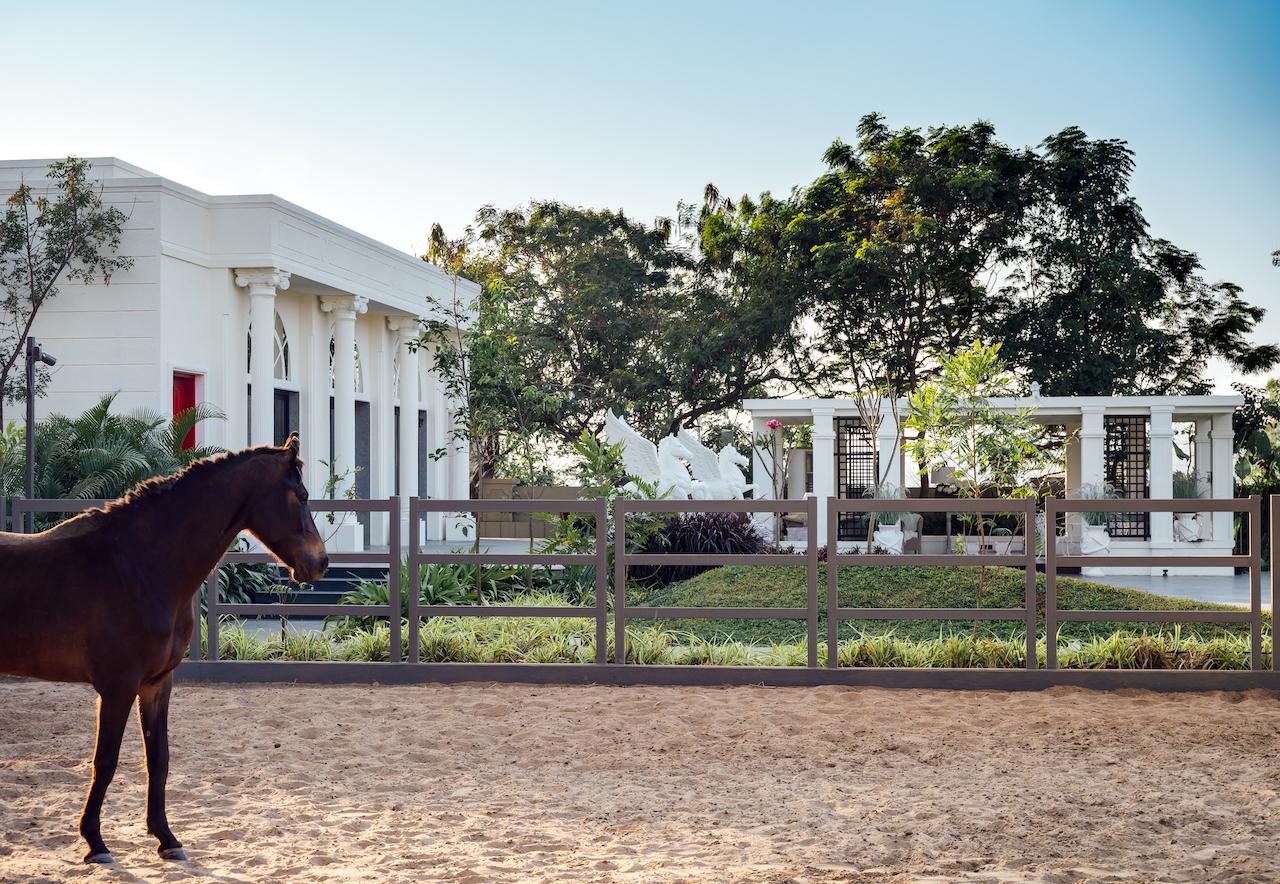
[24,336,56,531]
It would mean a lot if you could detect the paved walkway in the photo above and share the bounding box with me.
[1084,573,1271,609]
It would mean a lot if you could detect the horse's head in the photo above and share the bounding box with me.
[244,433,329,583]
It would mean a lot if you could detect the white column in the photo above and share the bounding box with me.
[1194,420,1212,488]
[1076,407,1106,549]
[235,268,290,446]
[875,401,900,492]
[1079,407,1106,490]
[1210,413,1234,543]
[388,316,421,544]
[751,416,775,497]
[424,341,448,541]
[812,409,836,546]
[1149,406,1174,545]
[320,294,367,493]
[444,395,474,540]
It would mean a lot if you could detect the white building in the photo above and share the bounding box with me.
[0,158,476,548]
[745,395,1242,575]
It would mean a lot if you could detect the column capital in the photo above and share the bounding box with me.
[386,315,422,336]
[234,267,291,293]
[320,293,369,317]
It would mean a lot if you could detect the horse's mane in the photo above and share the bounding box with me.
[77,444,286,523]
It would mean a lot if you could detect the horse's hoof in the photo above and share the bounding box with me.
[83,852,115,864]
[159,847,188,862]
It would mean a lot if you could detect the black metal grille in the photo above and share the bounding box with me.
[1104,415,1150,539]
[836,417,875,541]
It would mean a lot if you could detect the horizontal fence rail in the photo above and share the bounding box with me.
[2,493,1273,686]
[615,496,821,667]
[407,498,610,664]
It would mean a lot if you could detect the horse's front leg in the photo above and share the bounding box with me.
[139,674,186,860]
[79,686,136,864]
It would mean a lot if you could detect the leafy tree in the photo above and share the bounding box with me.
[996,128,1278,394]
[423,201,802,476]
[905,341,1055,629]
[0,158,133,422]
[777,114,1034,394]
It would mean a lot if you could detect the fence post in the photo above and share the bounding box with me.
[1025,497,1038,670]
[1044,497,1058,670]
[805,495,819,668]
[1249,496,1262,671]
[613,500,627,665]
[388,496,401,664]
[207,566,221,662]
[1272,494,1278,673]
[594,498,608,665]
[0,496,6,533]
[826,495,839,668]
[408,497,421,664]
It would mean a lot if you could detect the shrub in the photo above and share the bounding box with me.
[326,559,530,634]
[634,510,766,586]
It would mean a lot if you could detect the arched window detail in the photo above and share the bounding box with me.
[329,338,364,393]
[246,311,291,381]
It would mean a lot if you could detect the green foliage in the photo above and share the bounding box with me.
[905,342,1052,583]
[777,114,1033,393]
[207,589,1269,670]
[1075,482,1120,527]
[422,200,803,482]
[0,392,224,525]
[997,128,1278,395]
[634,510,767,586]
[1171,470,1207,500]
[1,158,134,421]
[326,559,526,634]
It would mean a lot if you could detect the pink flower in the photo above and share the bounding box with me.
[767,419,782,429]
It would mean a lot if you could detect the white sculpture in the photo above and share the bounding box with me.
[678,428,733,499]
[603,410,694,499]
[603,410,754,501]
[716,445,755,498]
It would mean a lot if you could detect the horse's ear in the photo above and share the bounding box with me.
[282,432,301,456]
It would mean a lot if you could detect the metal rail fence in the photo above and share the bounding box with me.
[615,496,821,666]
[1045,496,1267,670]
[406,497,610,664]
[826,497,1039,669]
[2,494,1275,687]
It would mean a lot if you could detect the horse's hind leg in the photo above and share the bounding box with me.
[79,687,135,864]
[139,675,186,860]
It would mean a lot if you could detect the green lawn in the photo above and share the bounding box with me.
[632,565,1263,644]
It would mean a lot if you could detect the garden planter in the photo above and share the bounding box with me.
[873,522,905,555]
[1173,512,1202,543]
[1080,524,1111,556]
[962,535,1024,556]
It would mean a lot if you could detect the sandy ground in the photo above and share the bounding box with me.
[1,682,1278,883]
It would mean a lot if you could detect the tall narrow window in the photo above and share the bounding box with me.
[1104,415,1150,539]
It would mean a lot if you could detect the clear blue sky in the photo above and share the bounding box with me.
[5,0,1277,389]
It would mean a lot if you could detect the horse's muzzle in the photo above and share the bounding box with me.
[293,551,329,583]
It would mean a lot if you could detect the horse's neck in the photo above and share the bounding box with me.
[123,463,250,606]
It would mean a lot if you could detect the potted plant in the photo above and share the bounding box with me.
[868,484,907,554]
[1171,470,1206,542]
[1077,482,1117,556]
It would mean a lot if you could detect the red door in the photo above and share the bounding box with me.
[172,373,197,450]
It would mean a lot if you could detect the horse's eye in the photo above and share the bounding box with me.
[298,489,309,503]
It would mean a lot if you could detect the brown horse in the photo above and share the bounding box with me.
[0,433,327,864]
